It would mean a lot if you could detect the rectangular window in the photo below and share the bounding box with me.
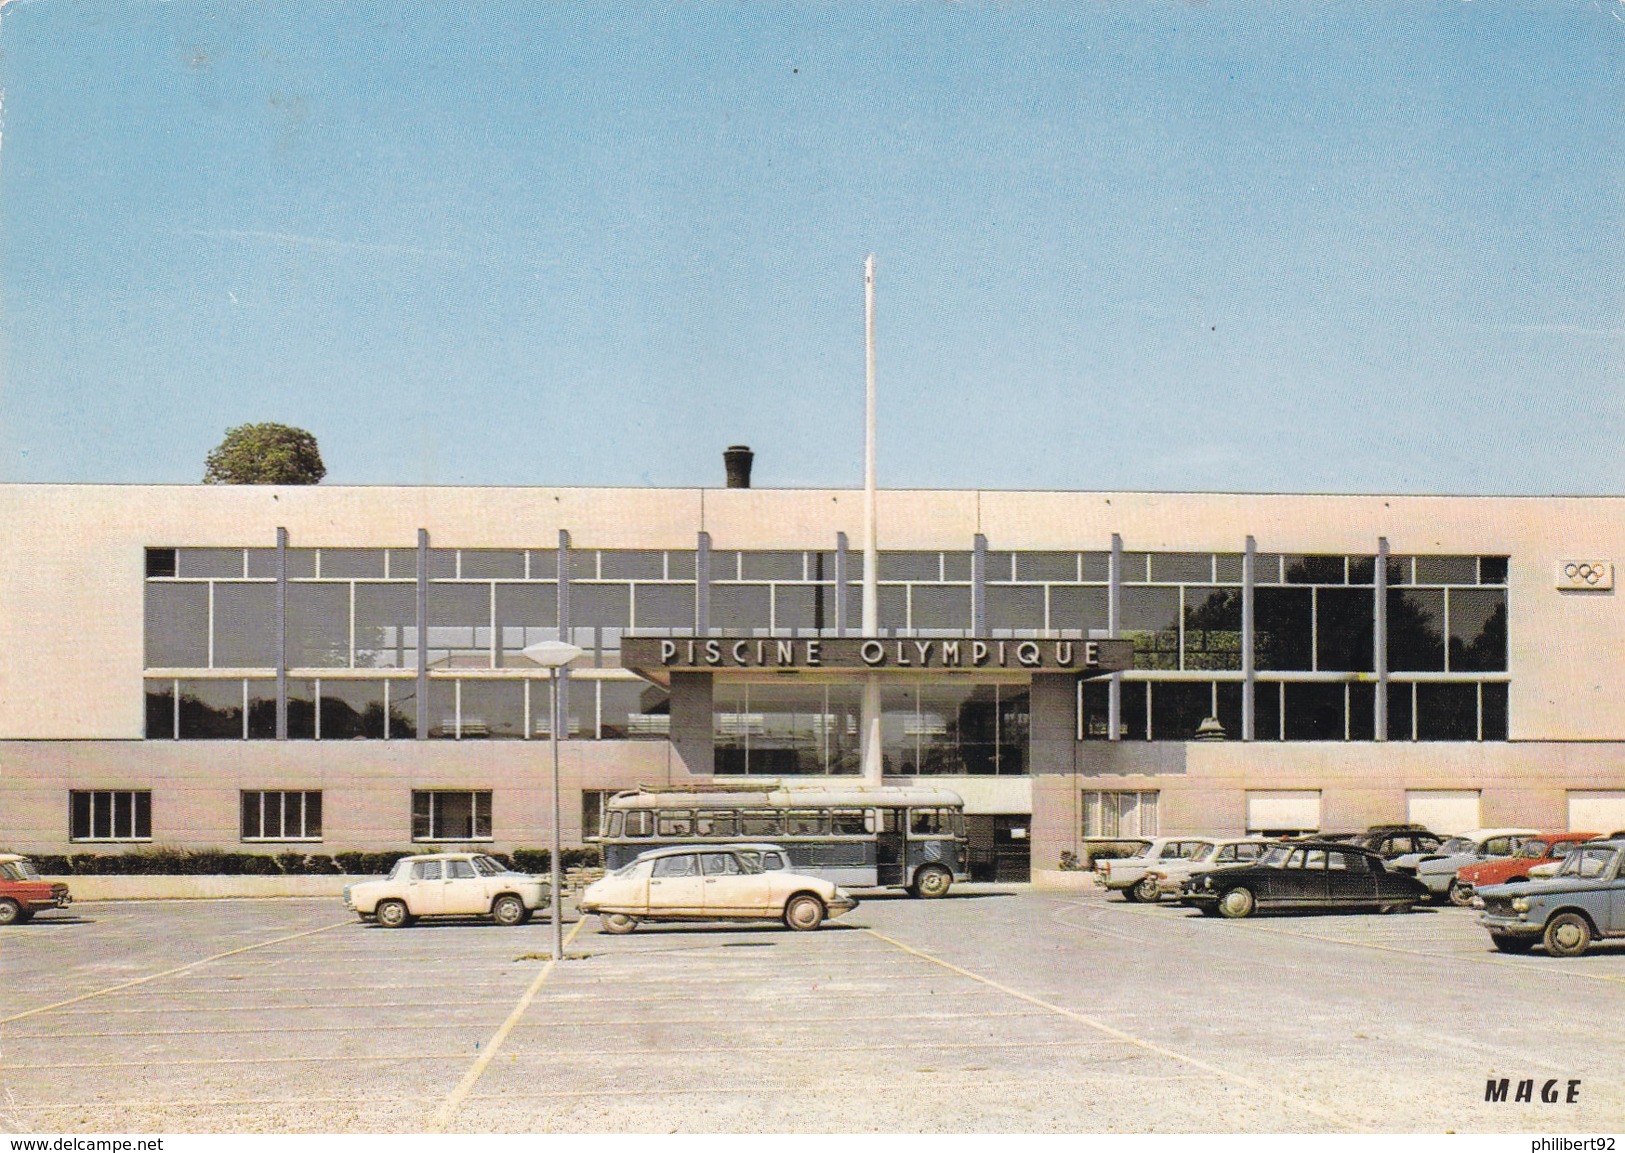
[144,583,210,668]
[177,679,245,739]
[453,679,526,739]
[411,790,492,841]
[581,790,618,839]
[354,582,419,669]
[213,583,278,668]
[695,810,739,837]
[317,679,387,739]
[146,682,176,739]
[1122,586,1179,670]
[1182,588,1242,670]
[1283,683,1347,741]
[317,549,386,579]
[987,585,1047,633]
[70,790,152,842]
[1082,791,1159,838]
[241,790,323,840]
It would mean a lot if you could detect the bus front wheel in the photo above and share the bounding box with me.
[911,865,953,899]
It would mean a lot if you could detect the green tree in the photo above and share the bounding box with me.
[203,423,326,485]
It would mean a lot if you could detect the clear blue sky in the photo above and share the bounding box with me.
[2,1,1619,492]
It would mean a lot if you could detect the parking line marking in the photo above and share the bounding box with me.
[0,920,352,1026]
[1076,898,1625,986]
[862,927,1369,1133]
[1,1054,471,1070]
[428,917,587,1132]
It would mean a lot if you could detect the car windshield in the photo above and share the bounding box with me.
[472,855,506,876]
[1436,838,1473,854]
[2,859,41,881]
[1517,840,1549,859]
[1559,847,1619,880]
[611,860,644,878]
[1126,842,1153,859]
[1258,846,1293,867]
[1551,841,1581,858]
[388,859,413,880]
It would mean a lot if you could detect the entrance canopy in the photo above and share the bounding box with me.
[624,634,1133,686]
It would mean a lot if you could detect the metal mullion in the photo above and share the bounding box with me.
[242,680,249,740]
[349,583,357,669]
[1443,587,1452,673]
[1177,586,1186,672]
[208,581,216,668]
[454,679,462,740]
[173,678,180,741]
[314,678,321,740]
[1310,587,1319,672]
[489,581,498,668]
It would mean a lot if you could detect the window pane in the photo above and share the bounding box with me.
[145,584,210,667]
[987,585,1045,632]
[1284,683,1345,741]
[1150,682,1213,741]
[942,552,973,581]
[1184,588,1242,671]
[1449,589,1506,672]
[1414,556,1478,585]
[305,791,322,838]
[572,584,631,628]
[1016,552,1076,582]
[1482,683,1508,740]
[319,680,387,739]
[1386,683,1414,741]
[711,585,771,631]
[1416,683,1478,741]
[879,586,908,632]
[1284,556,1345,584]
[427,584,491,668]
[460,550,525,579]
[177,679,243,739]
[176,548,244,578]
[1316,588,1374,672]
[412,791,433,840]
[911,585,971,631]
[319,549,386,578]
[495,583,559,663]
[145,548,178,578]
[1123,587,1179,670]
[1348,682,1376,741]
[133,791,152,839]
[600,680,668,740]
[635,583,695,629]
[772,584,820,631]
[1149,553,1211,583]
[213,583,278,668]
[242,792,262,839]
[354,583,418,669]
[287,583,350,668]
[1388,589,1445,671]
[247,680,278,738]
[998,689,1028,774]
[1049,586,1107,634]
[146,684,175,738]
[741,551,805,581]
[286,679,317,739]
[666,551,696,579]
[1479,557,1509,585]
[452,680,524,739]
[878,552,937,581]
[1255,682,1283,741]
[1119,681,1149,741]
[1255,588,1313,671]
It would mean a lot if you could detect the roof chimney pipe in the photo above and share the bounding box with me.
[724,445,754,489]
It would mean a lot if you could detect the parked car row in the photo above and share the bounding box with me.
[1092,825,1625,957]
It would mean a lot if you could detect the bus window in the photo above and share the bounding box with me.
[911,808,947,836]
[741,810,783,837]
[606,811,624,838]
[696,810,739,837]
[831,809,867,836]
[657,810,694,837]
[787,809,828,836]
[623,811,653,838]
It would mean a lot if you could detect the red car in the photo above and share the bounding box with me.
[0,854,71,924]
[1456,832,1598,899]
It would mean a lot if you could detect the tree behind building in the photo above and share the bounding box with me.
[203,423,326,485]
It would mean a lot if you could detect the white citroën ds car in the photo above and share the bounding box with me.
[578,844,858,933]
[343,853,550,928]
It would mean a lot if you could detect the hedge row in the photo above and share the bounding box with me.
[24,847,602,877]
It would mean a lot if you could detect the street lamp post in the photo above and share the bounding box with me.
[522,639,584,960]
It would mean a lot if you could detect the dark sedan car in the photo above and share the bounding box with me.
[1179,841,1429,918]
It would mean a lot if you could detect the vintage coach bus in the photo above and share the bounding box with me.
[592,782,968,897]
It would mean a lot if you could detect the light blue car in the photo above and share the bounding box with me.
[1388,827,1537,905]
[1475,839,1625,956]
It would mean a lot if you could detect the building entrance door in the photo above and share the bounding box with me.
[966,814,1032,882]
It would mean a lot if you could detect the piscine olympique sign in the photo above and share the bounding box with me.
[622,635,1133,674]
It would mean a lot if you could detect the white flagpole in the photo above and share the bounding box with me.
[861,255,883,783]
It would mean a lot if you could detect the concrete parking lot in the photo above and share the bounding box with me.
[2,887,1623,1134]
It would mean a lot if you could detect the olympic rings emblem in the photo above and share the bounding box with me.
[1560,561,1612,588]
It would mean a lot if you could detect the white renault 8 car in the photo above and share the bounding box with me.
[343,852,550,928]
[579,844,857,934]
